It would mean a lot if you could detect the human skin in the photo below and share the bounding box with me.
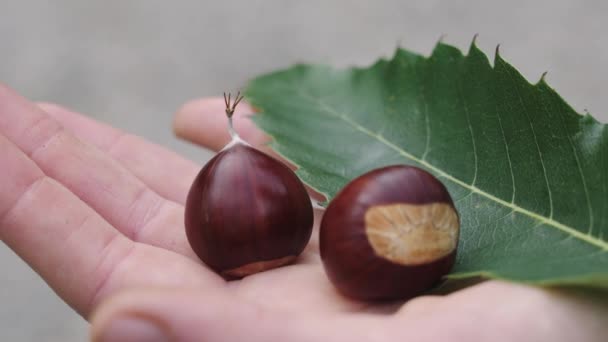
[0,84,606,341]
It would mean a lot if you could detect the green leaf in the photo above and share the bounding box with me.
[245,40,608,288]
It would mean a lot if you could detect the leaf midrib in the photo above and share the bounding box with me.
[294,91,608,251]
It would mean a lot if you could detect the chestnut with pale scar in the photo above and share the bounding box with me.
[365,203,460,265]
[320,165,460,300]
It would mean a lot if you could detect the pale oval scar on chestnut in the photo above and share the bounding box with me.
[364,203,459,265]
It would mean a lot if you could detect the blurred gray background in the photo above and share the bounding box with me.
[1,0,607,340]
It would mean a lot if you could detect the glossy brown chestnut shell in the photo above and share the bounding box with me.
[320,165,460,300]
[185,143,313,279]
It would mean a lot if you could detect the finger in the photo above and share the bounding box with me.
[452,281,608,339]
[0,131,223,316]
[91,287,392,342]
[0,84,194,258]
[38,102,199,204]
[0,131,124,313]
[174,97,327,202]
[400,281,608,341]
[174,97,268,152]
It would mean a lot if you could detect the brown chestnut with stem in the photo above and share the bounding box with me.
[184,92,313,279]
[320,165,460,300]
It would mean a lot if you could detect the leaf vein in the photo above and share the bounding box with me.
[495,104,516,203]
[457,81,478,186]
[503,68,555,219]
[542,96,594,235]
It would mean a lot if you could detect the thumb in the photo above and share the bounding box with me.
[90,287,390,342]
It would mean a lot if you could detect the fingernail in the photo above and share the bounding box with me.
[96,315,169,342]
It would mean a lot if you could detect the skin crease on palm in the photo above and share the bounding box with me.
[0,84,606,341]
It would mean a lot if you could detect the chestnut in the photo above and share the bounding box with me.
[320,165,460,300]
[185,93,313,279]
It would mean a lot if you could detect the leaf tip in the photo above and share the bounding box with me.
[395,36,404,49]
[472,33,479,46]
[438,33,447,44]
[432,33,448,51]
[583,108,608,125]
[493,44,504,65]
[468,34,481,55]
[538,71,549,85]
[431,34,462,59]
[581,109,602,125]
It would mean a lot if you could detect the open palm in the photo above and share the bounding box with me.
[0,85,605,341]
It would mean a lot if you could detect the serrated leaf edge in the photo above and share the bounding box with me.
[246,41,608,253]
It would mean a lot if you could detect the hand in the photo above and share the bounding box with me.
[0,84,605,341]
